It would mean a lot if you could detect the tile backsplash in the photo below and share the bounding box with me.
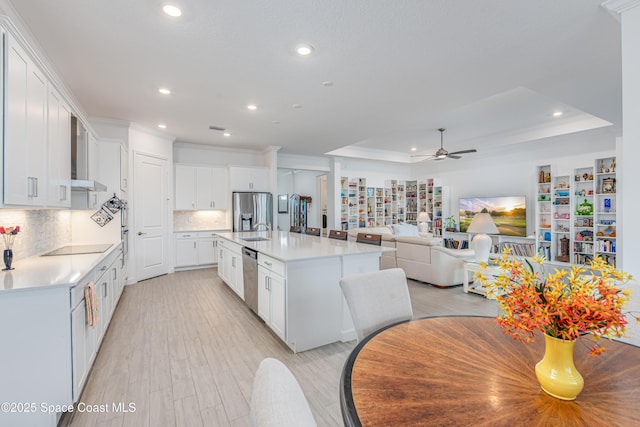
[0,210,72,259]
[174,210,230,231]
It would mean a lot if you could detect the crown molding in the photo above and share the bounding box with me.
[602,0,640,20]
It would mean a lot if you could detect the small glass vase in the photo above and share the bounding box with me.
[535,334,584,400]
[3,248,14,271]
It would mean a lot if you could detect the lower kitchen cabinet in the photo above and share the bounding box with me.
[217,237,244,299]
[174,231,223,270]
[71,245,123,402]
[257,254,286,340]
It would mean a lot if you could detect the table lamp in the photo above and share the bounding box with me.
[467,213,498,262]
[417,212,431,233]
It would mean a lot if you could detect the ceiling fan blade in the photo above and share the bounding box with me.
[447,154,462,159]
[448,149,477,155]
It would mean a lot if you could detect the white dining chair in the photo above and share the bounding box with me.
[340,268,414,342]
[250,358,317,427]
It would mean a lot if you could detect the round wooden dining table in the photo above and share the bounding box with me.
[340,316,640,426]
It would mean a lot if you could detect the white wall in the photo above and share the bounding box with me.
[619,3,640,346]
[173,142,265,166]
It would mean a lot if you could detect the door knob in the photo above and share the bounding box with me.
[138,232,147,236]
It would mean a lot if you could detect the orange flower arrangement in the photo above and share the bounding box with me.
[476,249,636,357]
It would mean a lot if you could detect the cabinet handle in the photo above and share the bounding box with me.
[138,232,147,236]
[103,282,108,297]
[34,178,38,197]
[112,268,117,280]
[232,257,236,268]
[264,261,272,267]
[265,276,269,290]
[100,266,107,271]
[193,242,196,249]
[122,178,127,189]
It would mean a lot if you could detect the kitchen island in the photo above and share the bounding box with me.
[215,231,393,352]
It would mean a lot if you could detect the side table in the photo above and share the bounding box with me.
[462,260,502,298]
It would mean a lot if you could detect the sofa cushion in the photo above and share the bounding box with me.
[395,235,442,246]
[391,223,419,236]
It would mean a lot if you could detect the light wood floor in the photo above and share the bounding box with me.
[64,268,498,427]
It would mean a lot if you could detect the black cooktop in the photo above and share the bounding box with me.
[42,244,112,256]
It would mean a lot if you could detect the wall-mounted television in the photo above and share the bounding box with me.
[459,196,527,237]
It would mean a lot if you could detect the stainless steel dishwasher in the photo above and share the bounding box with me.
[242,247,259,314]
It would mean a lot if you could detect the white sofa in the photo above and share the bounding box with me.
[347,225,475,287]
[395,236,475,287]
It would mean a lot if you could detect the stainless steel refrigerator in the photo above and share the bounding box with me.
[232,192,273,232]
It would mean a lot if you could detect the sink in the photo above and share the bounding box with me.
[241,237,270,242]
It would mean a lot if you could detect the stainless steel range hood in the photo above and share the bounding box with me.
[71,179,107,192]
[71,116,107,192]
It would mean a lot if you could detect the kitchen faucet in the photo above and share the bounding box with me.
[253,222,272,238]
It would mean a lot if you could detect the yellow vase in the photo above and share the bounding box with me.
[535,334,584,400]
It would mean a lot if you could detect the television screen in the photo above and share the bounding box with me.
[459,196,526,237]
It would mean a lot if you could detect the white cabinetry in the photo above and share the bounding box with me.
[70,245,123,402]
[257,254,286,340]
[198,231,219,265]
[4,32,48,206]
[175,165,228,210]
[217,238,244,299]
[174,231,222,269]
[229,166,270,192]
[47,85,71,207]
[175,232,198,267]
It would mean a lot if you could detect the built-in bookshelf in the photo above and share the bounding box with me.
[405,180,418,225]
[397,182,406,223]
[348,179,359,229]
[340,177,349,230]
[536,164,552,261]
[573,166,595,265]
[594,157,617,266]
[552,175,571,263]
[534,157,618,267]
[358,178,367,227]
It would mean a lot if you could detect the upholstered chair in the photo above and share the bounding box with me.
[250,358,316,427]
[356,232,382,246]
[328,229,348,240]
[305,227,321,236]
[339,268,413,341]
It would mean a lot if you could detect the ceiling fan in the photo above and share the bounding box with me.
[412,128,477,160]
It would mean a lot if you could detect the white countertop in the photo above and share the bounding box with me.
[216,231,393,262]
[174,228,232,233]
[0,243,121,294]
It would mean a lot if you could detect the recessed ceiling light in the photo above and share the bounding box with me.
[158,88,171,95]
[292,104,302,109]
[553,111,563,117]
[158,124,167,129]
[272,120,280,125]
[321,81,334,87]
[247,104,257,110]
[223,132,231,137]
[162,4,182,17]
[411,147,417,152]
[296,44,314,56]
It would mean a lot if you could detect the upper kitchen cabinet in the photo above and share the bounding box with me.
[47,85,72,208]
[228,166,270,192]
[175,164,228,210]
[3,31,48,206]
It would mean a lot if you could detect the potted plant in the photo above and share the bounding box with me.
[444,216,457,232]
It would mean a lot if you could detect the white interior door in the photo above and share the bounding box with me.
[134,152,169,281]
